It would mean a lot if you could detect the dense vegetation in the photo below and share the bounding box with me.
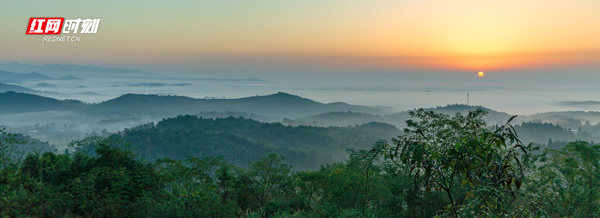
[116,115,399,170]
[1,109,599,217]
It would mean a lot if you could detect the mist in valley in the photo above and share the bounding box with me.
[1,62,599,150]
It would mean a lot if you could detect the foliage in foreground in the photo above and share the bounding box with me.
[1,109,599,217]
[369,109,542,216]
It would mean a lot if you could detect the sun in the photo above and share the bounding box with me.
[478,71,484,77]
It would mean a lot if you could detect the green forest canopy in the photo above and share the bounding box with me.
[1,109,599,217]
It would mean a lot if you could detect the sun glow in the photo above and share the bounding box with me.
[478,71,484,77]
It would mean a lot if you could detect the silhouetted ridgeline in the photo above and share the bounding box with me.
[0,92,389,118]
[0,62,151,77]
[96,92,388,118]
[0,83,37,93]
[0,70,82,83]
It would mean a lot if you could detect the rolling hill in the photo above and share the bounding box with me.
[284,104,513,129]
[0,91,86,113]
[0,91,390,118]
[116,115,400,170]
[92,92,390,118]
[0,83,37,93]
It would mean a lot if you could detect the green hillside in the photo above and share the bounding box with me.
[0,92,86,114]
[117,115,399,170]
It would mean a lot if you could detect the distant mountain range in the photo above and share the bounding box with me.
[163,76,267,82]
[559,100,600,107]
[0,70,82,83]
[0,83,37,93]
[2,90,598,121]
[0,91,85,113]
[3,90,600,146]
[94,92,390,118]
[2,91,600,138]
[0,62,267,82]
[283,104,513,129]
[0,62,153,78]
[0,91,390,118]
[125,83,193,87]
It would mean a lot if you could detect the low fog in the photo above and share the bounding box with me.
[2,62,600,150]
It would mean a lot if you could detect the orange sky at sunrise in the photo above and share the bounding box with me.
[1,0,600,73]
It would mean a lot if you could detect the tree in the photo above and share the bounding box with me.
[532,141,600,217]
[0,128,42,170]
[233,153,295,216]
[294,149,392,217]
[56,136,161,216]
[369,108,538,216]
[153,156,237,217]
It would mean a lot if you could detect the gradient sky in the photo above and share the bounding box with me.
[2,0,599,74]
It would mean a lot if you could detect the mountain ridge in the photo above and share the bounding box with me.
[0,62,152,77]
[0,91,86,113]
[0,91,389,118]
[3,91,600,133]
[0,70,83,83]
[0,83,37,93]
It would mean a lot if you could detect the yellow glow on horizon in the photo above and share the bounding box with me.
[1,0,600,70]
[478,72,484,77]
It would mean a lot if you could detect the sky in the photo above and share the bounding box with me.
[1,0,600,114]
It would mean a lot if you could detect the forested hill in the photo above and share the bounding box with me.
[0,91,86,113]
[116,115,399,170]
[0,91,389,118]
[285,104,513,129]
[95,92,387,118]
[430,104,512,123]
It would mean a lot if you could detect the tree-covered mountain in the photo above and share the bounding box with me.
[0,92,86,114]
[95,92,389,118]
[116,115,399,170]
[427,104,512,125]
[284,104,512,129]
[3,91,600,147]
[513,122,575,144]
[283,111,386,127]
[195,111,272,122]
[0,91,390,118]
[522,111,600,129]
